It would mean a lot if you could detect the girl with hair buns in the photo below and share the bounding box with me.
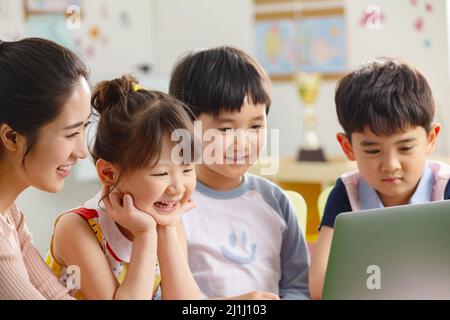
[46,75,204,300]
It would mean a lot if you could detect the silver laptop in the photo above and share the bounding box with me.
[322,200,450,300]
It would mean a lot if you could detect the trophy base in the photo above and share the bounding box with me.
[297,148,326,162]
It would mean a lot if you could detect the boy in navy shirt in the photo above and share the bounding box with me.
[309,58,450,299]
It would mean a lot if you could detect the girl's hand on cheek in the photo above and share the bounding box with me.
[101,186,157,237]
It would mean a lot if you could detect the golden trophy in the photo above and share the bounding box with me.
[295,72,326,162]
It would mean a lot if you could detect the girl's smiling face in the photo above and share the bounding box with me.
[116,138,196,216]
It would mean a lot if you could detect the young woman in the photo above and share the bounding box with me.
[0,38,91,299]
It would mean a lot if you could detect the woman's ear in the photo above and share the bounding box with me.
[96,159,118,187]
[336,132,356,161]
[426,123,441,154]
[0,124,22,152]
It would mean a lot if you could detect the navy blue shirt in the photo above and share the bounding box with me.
[320,178,450,229]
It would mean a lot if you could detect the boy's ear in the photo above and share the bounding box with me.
[337,132,356,161]
[96,159,118,187]
[426,123,441,154]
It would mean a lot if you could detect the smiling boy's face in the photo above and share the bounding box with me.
[195,99,267,190]
[337,124,440,207]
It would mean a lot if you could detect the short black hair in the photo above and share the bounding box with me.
[335,58,435,139]
[169,46,271,119]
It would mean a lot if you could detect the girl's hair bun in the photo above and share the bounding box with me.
[91,74,139,115]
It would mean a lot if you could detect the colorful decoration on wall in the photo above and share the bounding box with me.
[88,26,100,40]
[22,1,137,62]
[409,0,434,48]
[73,24,111,59]
[414,17,424,32]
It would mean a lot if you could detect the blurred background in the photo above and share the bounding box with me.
[1,0,449,253]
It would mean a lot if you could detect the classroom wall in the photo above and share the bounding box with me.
[151,0,450,159]
[0,0,154,82]
[152,0,254,75]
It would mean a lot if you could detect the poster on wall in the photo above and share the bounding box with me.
[24,0,80,17]
[254,7,347,81]
[25,15,75,49]
[297,13,346,75]
[255,15,297,80]
[23,0,81,49]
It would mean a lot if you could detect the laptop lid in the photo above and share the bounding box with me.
[322,200,450,300]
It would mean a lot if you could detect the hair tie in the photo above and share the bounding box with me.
[132,83,143,92]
